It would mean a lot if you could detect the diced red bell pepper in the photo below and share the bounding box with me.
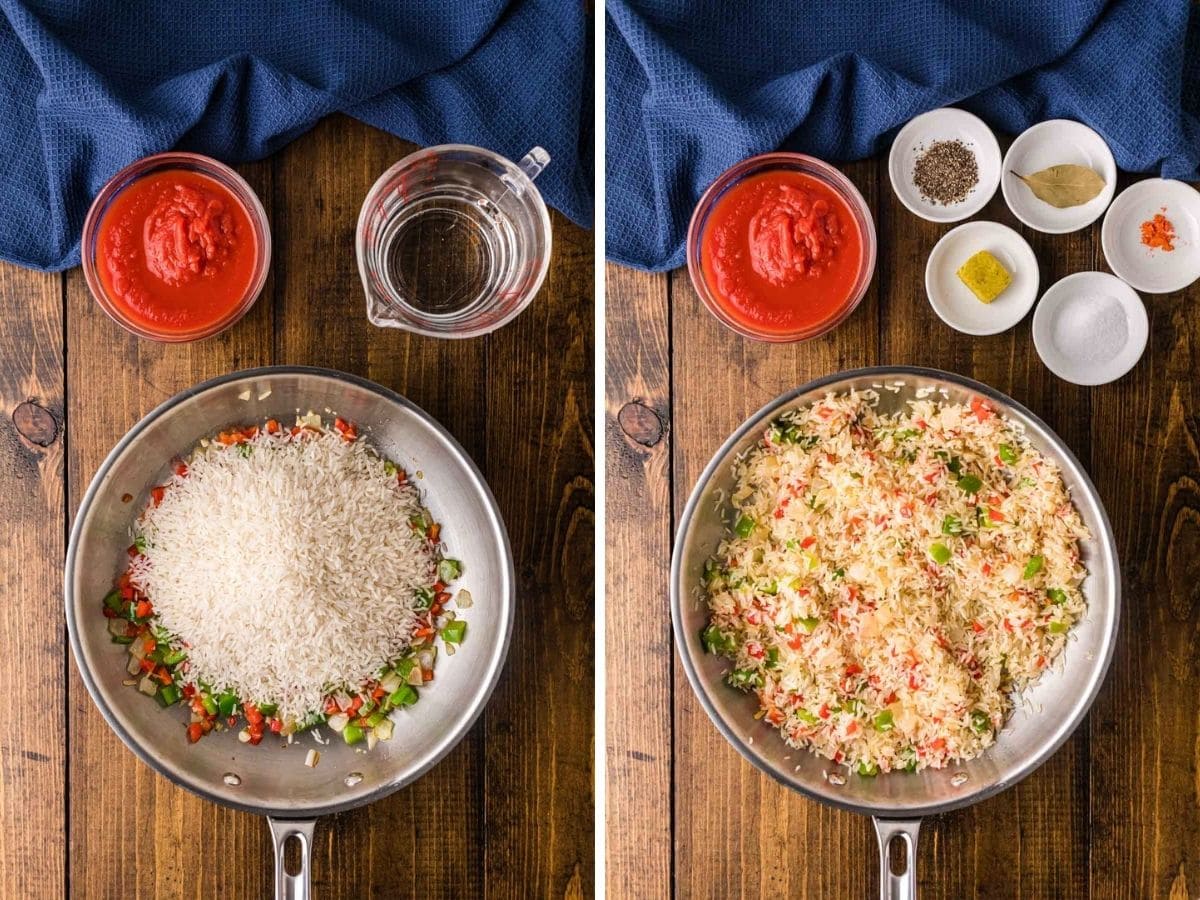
[187,723,204,743]
[150,486,166,506]
[970,397,994,422]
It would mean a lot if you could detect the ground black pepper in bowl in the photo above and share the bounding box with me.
[912,139,979,205]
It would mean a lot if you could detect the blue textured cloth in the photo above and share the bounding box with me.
[607,1,1200,271]
[0,1,591,271]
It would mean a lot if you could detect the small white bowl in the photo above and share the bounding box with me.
[889,108,1001,223]
[1101,178,1200,294]
[1032,272,1147,385]
[1001,119,1116,234]
[925,221,1039,335]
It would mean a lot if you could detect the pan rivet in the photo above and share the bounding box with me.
[827,772,846,786]
[223,773,241,786]
[951,772,968,787]
[344,772,364,787]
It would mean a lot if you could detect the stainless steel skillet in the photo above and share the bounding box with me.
[66,367,515,900]
[671,366,1119,899]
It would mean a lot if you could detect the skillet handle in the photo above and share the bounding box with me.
[872,817,921,900]
[268,817,317,900]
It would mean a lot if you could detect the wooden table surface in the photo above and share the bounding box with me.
[0,115,593,899]
[606,154,1200,898]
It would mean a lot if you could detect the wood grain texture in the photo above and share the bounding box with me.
[0,264,65,899]
[605,152,1200,898]
[1087,179,1200,900]
[604,263,672,897]
[482,206,594,900]
[35,114,592,898]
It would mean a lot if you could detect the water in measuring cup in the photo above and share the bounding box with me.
[374,188,518,318]
[358,146,550,337]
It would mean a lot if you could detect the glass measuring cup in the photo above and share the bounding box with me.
[356,144,552,338]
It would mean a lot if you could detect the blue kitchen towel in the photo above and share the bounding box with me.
[0,0,591,271]
[607,0,1200,271]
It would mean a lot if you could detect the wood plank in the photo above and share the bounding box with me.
[61,114,593,897]
[269,116,486,899]
[66,159,276,900]
[603,262,672,896]
[670,158,880,899]
[482,206,595,900]
[0,263,65,899]
[877,149,1096,899]
[1087,180,1200,898]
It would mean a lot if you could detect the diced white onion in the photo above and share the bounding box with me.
[380,672,402,693]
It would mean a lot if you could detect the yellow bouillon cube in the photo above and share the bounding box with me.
[956,250,1011,303]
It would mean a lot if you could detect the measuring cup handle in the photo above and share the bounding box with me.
[268,817,317,900]
[517,146,550,182]
[872,817,921,900]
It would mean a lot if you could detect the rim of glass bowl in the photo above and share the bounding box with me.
[81,152,271,343]
[685,152,877,343]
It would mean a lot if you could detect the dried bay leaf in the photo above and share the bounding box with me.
[1011,164,1106,208]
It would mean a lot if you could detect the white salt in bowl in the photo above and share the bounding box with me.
[1032,272,1148,385]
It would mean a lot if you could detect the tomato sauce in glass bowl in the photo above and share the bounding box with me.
[83,153,270,342]
[688,154,876,342]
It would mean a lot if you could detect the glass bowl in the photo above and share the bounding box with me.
[81,152,271,343]
[685,153,877,342]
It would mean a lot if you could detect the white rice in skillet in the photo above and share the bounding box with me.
[702,389,1088,775]
[128,426,436,722]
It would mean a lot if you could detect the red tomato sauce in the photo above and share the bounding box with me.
[700,170,863,336]
[96,169,257,336]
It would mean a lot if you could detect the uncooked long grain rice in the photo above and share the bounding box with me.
[129,426,435,722]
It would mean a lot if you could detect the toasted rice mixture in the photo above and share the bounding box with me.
[702,389,1089,775]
